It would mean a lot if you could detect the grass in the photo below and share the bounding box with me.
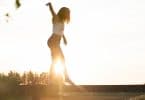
[1,92,144,100]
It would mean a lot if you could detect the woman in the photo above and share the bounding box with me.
[46,2,74,85]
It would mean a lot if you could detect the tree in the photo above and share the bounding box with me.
[39,72,49,85]
[7,71,21,86]
[15,0,21,9]
[27,71,34,85]
[21,72,27,85]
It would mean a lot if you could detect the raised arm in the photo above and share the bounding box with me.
[46,2,56,17]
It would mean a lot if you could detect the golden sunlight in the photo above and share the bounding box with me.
[54,60,65,78]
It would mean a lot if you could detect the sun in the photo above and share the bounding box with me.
[54,60,64,77]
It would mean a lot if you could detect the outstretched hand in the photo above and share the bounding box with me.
[46,2,51,6]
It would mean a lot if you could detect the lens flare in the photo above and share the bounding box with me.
[54,60,64,78]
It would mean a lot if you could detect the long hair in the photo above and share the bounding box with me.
[57,7,70,23]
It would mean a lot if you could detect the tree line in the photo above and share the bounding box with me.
[0,71,49,86]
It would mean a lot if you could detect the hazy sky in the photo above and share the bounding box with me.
[0,0,145,85]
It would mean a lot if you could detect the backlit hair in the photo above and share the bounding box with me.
[57,7,70,23]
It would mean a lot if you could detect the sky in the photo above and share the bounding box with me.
[0,0,145,85]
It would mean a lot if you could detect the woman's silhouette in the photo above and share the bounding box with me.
[46,2,74,85]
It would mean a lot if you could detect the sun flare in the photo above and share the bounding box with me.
[54,60,65,78]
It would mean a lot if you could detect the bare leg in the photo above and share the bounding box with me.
[58,47,75,85]
[49,63,55,80]
[49,47,58,83]
[49,44,75,85]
